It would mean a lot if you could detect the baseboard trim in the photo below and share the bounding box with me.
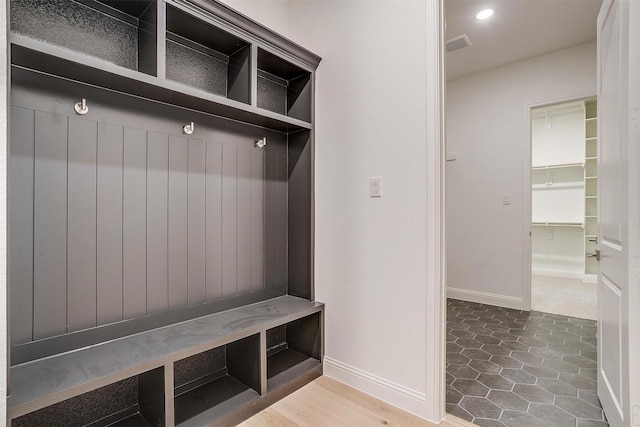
[447,287,524,310]
[323,356,428,419]
[582,274,597,284]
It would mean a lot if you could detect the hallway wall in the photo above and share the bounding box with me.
[446,41,596,309]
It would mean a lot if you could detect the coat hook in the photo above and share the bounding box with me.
[74,98,89,115]
[183,121,194,135]
[255,137,267,148]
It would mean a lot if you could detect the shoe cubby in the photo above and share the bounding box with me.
[11,367,165,427]
[166,4,251,104]
[10,0,158,75]
[266,312,322,391]
[173,334,261,426]
[257,48,312,122]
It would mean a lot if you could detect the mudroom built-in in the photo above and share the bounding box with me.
[7,0,323,425]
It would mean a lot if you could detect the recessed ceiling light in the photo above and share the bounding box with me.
[476,9,494,20]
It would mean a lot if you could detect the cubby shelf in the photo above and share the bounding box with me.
[10,0,158,76]
[266,312,322,392]
[9,0,320,133]
[9,296,324,425]
[10,35,312,133]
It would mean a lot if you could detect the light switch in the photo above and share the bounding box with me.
[370,177,382,198]
[502,194,511,205]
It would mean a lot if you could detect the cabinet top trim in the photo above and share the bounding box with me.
[183,0,322,69]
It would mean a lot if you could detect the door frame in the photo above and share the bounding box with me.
[426,0,447,422]
[523,93,597,312]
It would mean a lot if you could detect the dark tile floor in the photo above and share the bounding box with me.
[446,299,607,427]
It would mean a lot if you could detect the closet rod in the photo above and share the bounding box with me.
[531,162,584,171]
[532,222,584,228]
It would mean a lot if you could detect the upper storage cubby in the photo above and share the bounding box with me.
[10,0,157,76]
[257,48,312,123]
[166,4,251,104]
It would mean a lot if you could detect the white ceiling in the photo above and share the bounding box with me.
[445,0,602,81]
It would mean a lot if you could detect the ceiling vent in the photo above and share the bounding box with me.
[446,34,472,53]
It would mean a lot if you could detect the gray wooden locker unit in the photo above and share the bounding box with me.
[7,0,322,425]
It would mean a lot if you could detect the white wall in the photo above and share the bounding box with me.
[220,0,291,37]
[287,1,432,417]
[222,0,435,418]
[446,42,596,308]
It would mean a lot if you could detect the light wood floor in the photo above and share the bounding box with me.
[239,376,474,427]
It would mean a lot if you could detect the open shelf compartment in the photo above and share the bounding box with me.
[173,334,260,426]
[10,0,157,76]
[11,367,165,427]
[266,312,321,391]
[166,4,251,104]
[257,48,312,122]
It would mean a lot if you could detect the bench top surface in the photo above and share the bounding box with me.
[9,295,323,412]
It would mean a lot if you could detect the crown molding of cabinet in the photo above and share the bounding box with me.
[182,0,322,70]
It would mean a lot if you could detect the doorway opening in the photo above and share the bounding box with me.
[529,98,598,320]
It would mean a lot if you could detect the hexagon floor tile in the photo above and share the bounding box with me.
[446,299,608,426]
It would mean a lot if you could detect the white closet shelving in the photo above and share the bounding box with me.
[584,99,598,280]
[531,99,597,282]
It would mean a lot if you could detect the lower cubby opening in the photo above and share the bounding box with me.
[12,367,165,427]
[173,334,260,426]
[266,312,321,391]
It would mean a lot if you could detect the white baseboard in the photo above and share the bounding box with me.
[532,268,584,280]
[323,356,429,419]
[582,274,597,284]
[447,287,524,310]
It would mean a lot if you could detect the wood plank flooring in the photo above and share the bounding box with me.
[239,376,474,427]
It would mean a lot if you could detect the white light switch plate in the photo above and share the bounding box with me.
[370,177,382,197]
[502,194,511,205]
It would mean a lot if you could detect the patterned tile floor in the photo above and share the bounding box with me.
[446,299,607,427]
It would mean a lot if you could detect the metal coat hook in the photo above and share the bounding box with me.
[255,137,267,148]
[183,121,194,135]
[74,98,89,115]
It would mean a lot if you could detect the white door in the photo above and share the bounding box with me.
[597,1,640,426]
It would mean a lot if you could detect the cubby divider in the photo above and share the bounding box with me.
[266,312,322,391]
[173,334,261,426]
[166,4,251,104]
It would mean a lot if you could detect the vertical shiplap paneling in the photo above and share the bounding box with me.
[33,111,68,339]
[147,132,169,314]
[205,141,223,301]
[237,148,252,294]
[221,144,238,297]
[276,153,288,288]
[67,117,98,332]
[97,123,124,325]
[187,139,206,306]
[264,150,276,289]
[264,150,288,291]
[123,127,148,319]
[9,107,34,344]
[250,149,265,292]
[168,135,188,310]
